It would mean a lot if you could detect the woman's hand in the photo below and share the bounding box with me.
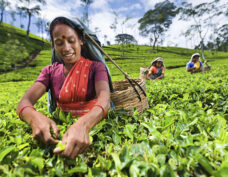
[146,73,152,80]
[16,82,60,145]
[53,119,90,159]
[30,111,60,145]
[53,80,110,159]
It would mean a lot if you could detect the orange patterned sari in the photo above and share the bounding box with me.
[57,56,97,117]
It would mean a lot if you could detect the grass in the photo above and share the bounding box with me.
[1,43,228,82]
[1,22,228,81]
[0,52,227,176]
[0,22,50,72]
[105,44,228,80]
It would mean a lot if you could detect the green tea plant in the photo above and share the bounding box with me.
[0,22,50,72]
[1,23,228,176]
[0,61,227,176]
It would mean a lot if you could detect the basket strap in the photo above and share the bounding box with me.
[131,79,147,97]
[84,30,147,102]
[83,30,130,79]
[126,77,142,102]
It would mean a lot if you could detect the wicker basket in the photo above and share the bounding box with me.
[139,67,149,80]
[111,79,149,115]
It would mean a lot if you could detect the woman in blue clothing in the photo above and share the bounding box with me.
[186,53,205,73]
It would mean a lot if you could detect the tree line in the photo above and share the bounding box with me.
[1,0,228,53]
[0,0,92,39]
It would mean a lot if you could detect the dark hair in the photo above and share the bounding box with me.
[152,61,163,67]
[152,61,157,66]
[193,55,200,58]
[49,16,99,60]
[49,17,84,46]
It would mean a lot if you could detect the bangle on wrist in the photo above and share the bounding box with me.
[94,104,106,119]
[18,105,36,121]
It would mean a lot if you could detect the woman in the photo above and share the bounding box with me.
[16,17,111,159]
[186,53,205,73]
[147,57,165,80]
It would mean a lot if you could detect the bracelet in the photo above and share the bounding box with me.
[18,105,36,121]
[94,104,106,119]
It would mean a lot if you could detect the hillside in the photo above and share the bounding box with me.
[0,42,228,82]
[0,22,50,73]
[0,28,228,176]
[104,45,228,80]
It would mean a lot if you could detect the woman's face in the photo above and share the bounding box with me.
[52,24,83,65]
[156,61,162,67]
[192,56,199,63]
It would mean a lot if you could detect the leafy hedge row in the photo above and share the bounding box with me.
[0,63,227,176]
[0,23,50,72]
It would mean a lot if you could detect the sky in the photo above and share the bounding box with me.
[3,0,228,49]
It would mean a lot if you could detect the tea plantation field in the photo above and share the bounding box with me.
[0,22,50,73]
[0,44,228,176]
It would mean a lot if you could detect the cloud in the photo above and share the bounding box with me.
[40,0,81,22]
[90,11,115,44]
[5,0,228,49]
[90,0,110,10]
[117,3,142,13]
[188,0,213,5]
[163,14,195,48]
[89,10,149,46]
[7,0,82,22]
[6,0,40,11]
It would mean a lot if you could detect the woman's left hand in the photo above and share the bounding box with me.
[53,120,90,159]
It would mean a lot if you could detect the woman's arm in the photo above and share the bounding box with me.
[187,67,195,72]
[146,73,153,80]
[155,73,164,80]
[201,65,205,72]
[77,80,110,129]
[17,82,59,145]
[54,80,110,158]
[187,62,195,72]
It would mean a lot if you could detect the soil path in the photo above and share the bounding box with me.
[1,50,40,74]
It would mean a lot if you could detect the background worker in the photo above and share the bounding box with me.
[147,57,165,80]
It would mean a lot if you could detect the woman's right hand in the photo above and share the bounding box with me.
[17,82,60,145]
[30,111,60,145]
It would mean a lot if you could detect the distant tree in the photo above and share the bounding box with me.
[218,24,228,51]
[10,11,16,25]
[17,9,26,28]
[115,33,137,56]
[110,11,118,36]
[17,0,46,37]
[110,12,132,36]
[94,27,101,34]
[179,0,222,59]
[212,24,228,51]
[149,35,153,46]
[138,0,177,49]
[103,34,107,45]
[80,0,93,27]
[0,0,10,23]
[121,16,131,34]
[34,17,44,40]
[203,0,228,52]
[115,34,137,45]
[44,21,50,41]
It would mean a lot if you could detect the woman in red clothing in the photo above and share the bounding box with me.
[147,57,165,80]
[16,17,111,159]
